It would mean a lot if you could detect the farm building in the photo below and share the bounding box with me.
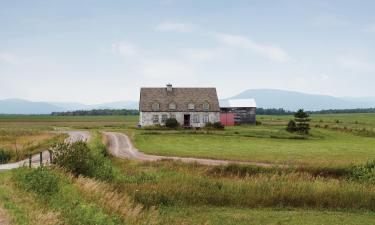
[139,84,220,127]
[220,99,257,125]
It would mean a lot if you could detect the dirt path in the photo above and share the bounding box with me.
[104,132,281,167]
[0,131,91,171]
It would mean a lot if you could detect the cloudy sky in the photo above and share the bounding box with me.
[1,0,375,104]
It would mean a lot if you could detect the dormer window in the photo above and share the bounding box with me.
[169,103,176,110]
[188,103,195,111]
[203,102,210,111]
[152,103,160,111]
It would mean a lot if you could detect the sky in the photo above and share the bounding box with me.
[0,0,375,104]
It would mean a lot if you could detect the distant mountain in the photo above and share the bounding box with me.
[0,99,64,114]
[0,99,138,114]
[228,89,375,111]
[2,89,375,114]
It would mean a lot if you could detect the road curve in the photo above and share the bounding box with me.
[104,132,280,167]
[0,131,91,171]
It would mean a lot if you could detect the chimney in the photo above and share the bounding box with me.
[166,83,173,92]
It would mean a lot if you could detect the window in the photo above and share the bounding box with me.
[203,114,209,123]
[203,102,210,111]
[188,103,195,111]
[152,103,160,111]
[161,114,168,123]
[153,115,159,124]
[169,103,176,110]
[193,114,200,123]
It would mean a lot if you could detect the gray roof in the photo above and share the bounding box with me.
[220,98,257,108]
[139,87,220,112]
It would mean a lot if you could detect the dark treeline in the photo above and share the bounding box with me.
[308,108,375,114]
[256,108,294,115]
[51,107,375,116]
[51,109,139,116]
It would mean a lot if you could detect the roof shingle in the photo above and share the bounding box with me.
[140,87,220,112]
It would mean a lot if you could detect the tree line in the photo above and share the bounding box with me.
[51,109,139,116]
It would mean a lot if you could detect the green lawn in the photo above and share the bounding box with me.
[134,126,375,167]
[160,207,375,225]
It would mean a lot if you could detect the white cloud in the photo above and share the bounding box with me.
[111,41,138,57]
[212,33,292,63]
[336,55,374,72]
[155,21,194,33]
[182,48,225,61]
[0,53,17,64]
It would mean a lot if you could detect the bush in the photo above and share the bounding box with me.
[349,160,375,184]
[0,149,11,164]
[15,167,60,195]
[255,120,262,125]
[165,118,179,129]
[204,122,224,130]
[51,141,114,181]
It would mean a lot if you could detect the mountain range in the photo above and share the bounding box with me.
[1,89,375,114]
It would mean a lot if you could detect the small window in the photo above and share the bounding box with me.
[153,115,159,124]
[169,103,176,110]
[193,114,200,123]
[161,114,168,123]
[152,103,160,111]
[203,114,209,123]
[203,102,210,111]
[188,103,195,111]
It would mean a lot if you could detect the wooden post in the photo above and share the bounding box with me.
[49,150,53,164]
[29,154,32,168]
[40,152,43,167]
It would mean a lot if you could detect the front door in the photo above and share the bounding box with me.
[184,114,190,127]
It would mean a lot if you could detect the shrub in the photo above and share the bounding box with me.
[0,149,11,164]
[204,122,224,130]
[51,141,114,181]
[349,160,375,184]
[213,122,224,129]
[165,118,179,129]
[255,120,262,125]
[15,167,60,195]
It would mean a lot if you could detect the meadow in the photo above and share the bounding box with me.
[0,113,374,224]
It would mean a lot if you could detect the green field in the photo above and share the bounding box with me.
[0,114,374,224]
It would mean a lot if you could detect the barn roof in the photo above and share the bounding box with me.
[139,86,220,112]
[220,98,257,108]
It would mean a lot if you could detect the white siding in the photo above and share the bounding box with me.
[140,111,220,127]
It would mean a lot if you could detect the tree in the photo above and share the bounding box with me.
[286,109,310,134]
[294,109,310,134]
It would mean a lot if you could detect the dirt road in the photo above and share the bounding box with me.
[104,132,280,167]
[0,131,91,171]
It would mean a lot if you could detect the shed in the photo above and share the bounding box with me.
[220,99,257,125]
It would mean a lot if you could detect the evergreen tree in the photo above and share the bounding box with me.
[294,109,310,134]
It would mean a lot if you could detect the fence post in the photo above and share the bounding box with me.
[40,152,43,167]
[49,150,53,164]
[29,154,32,168]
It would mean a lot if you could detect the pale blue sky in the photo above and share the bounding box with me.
[0,0,375,104]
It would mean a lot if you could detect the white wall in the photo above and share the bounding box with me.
[140,111,220,127]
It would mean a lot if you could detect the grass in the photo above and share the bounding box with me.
[159,206,375,225]
[1,114,375,224]
[133,127,375,166]
[0,128,66,162]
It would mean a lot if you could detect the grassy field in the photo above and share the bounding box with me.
[0,114,374,224]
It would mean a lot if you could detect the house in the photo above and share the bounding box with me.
[139,84,220,127]
[220,99,257,125]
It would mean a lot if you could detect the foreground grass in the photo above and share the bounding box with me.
[160,206,375,225]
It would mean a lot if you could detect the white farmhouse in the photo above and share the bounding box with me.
[139,84,220,127]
